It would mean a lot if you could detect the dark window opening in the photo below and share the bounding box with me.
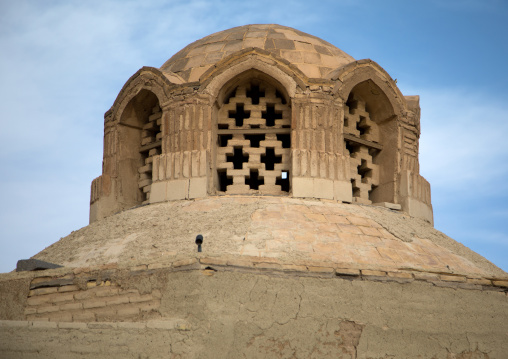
[218,134,233,147]
[218,169,233,192]
[246,85,265,105]
[345,141,359,155]
[276,171,290,192]
[261,147,282,171]
[228,103,250,127]
[276,134,291,149]
[244,134,265,148]
[224,87,237,104]
[262,104,283,127]
[246,169,264,190]
[275,90,287,105]
[227,147,249,169]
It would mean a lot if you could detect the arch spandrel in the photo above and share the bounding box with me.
[109,67,178,123]
[330,60,407,120]
[200,50,306,100]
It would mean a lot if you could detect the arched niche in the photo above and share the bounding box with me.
[117,89,162,209]
[213,69,292,195]
[344,80,398,204]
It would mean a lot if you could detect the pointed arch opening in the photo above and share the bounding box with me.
[118,89,162,208]
[214,70,292,195]
[344,80,398,204]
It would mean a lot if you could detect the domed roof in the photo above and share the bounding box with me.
[160,24,355,83]
[33,197,506,279]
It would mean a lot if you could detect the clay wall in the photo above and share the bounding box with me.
[1,260,508,358]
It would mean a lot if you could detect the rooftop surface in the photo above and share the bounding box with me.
[33,196,506,279]
[160,24,355,82]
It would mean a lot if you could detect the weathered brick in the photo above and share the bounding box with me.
[139,300,160,312]
[37,305,60,314]
[29,287,59,296]
[387,271,413,279]
[467,278,492,286]
[307,266,334,273]
[27,296,52,307]
[94,286,120,297]
[200,257,228,266]
[492,280,508,288]
[414,272,439,281]
[105,295,130,305]
[361,269,387,277]
[72,310,96,322]
[74,290,94,301]
[48,292,75,303]
[86,281,97,288]
[48,312,73,322]
[24,307,37,315]
[58,285,80,293]
[346,216,373,226]
[117,306,140,317]
[253,262,282,270]
[129,294,153,303]
[440,275,467,282]
[130,264,148,272]
[147,262,169,270]
[82,299,107,309]
[282,264,307,272]
[59,302,83,311]
[173,258,198,268]
[227,258,254,267]
[335,268,360,276]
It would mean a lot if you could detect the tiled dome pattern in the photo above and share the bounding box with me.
[160,24,355,82]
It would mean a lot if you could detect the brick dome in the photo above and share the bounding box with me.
[160,24,355,82]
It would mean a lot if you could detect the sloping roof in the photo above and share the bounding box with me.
[33,197,506,278]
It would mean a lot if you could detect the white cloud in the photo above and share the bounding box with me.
[414,87,508,193]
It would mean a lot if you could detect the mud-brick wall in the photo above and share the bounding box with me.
[17,269,163,323]
[1,264,508,358]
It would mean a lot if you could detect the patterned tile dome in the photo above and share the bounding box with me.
[160,24,355,82]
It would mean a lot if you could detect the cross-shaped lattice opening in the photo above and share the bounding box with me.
[275,90,287,105]
[227,147,249,169]
[229,103,250,127]
[261,147,282,171]
[358,159,372,183]
[245,169,264,190]
[217,80,291,195]
[218,134,233,147]
[262,104,283,127]
[224,87,237,104]
[276,134,291,149]
[244,134,265,148]
[218,169,233,192]
[356,116,369,136]
[275,171,290,192]
[246,85,265,105]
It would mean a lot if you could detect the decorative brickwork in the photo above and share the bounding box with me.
[344,99,381,204]
[138,105,162,204]
[216,81,291,194]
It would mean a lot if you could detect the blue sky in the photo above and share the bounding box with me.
[0,0,507,273]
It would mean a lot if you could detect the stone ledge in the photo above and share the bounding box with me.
[0,319,190,331]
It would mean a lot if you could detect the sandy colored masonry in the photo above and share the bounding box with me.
[89,24,432,224]
[1,24,507,358]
